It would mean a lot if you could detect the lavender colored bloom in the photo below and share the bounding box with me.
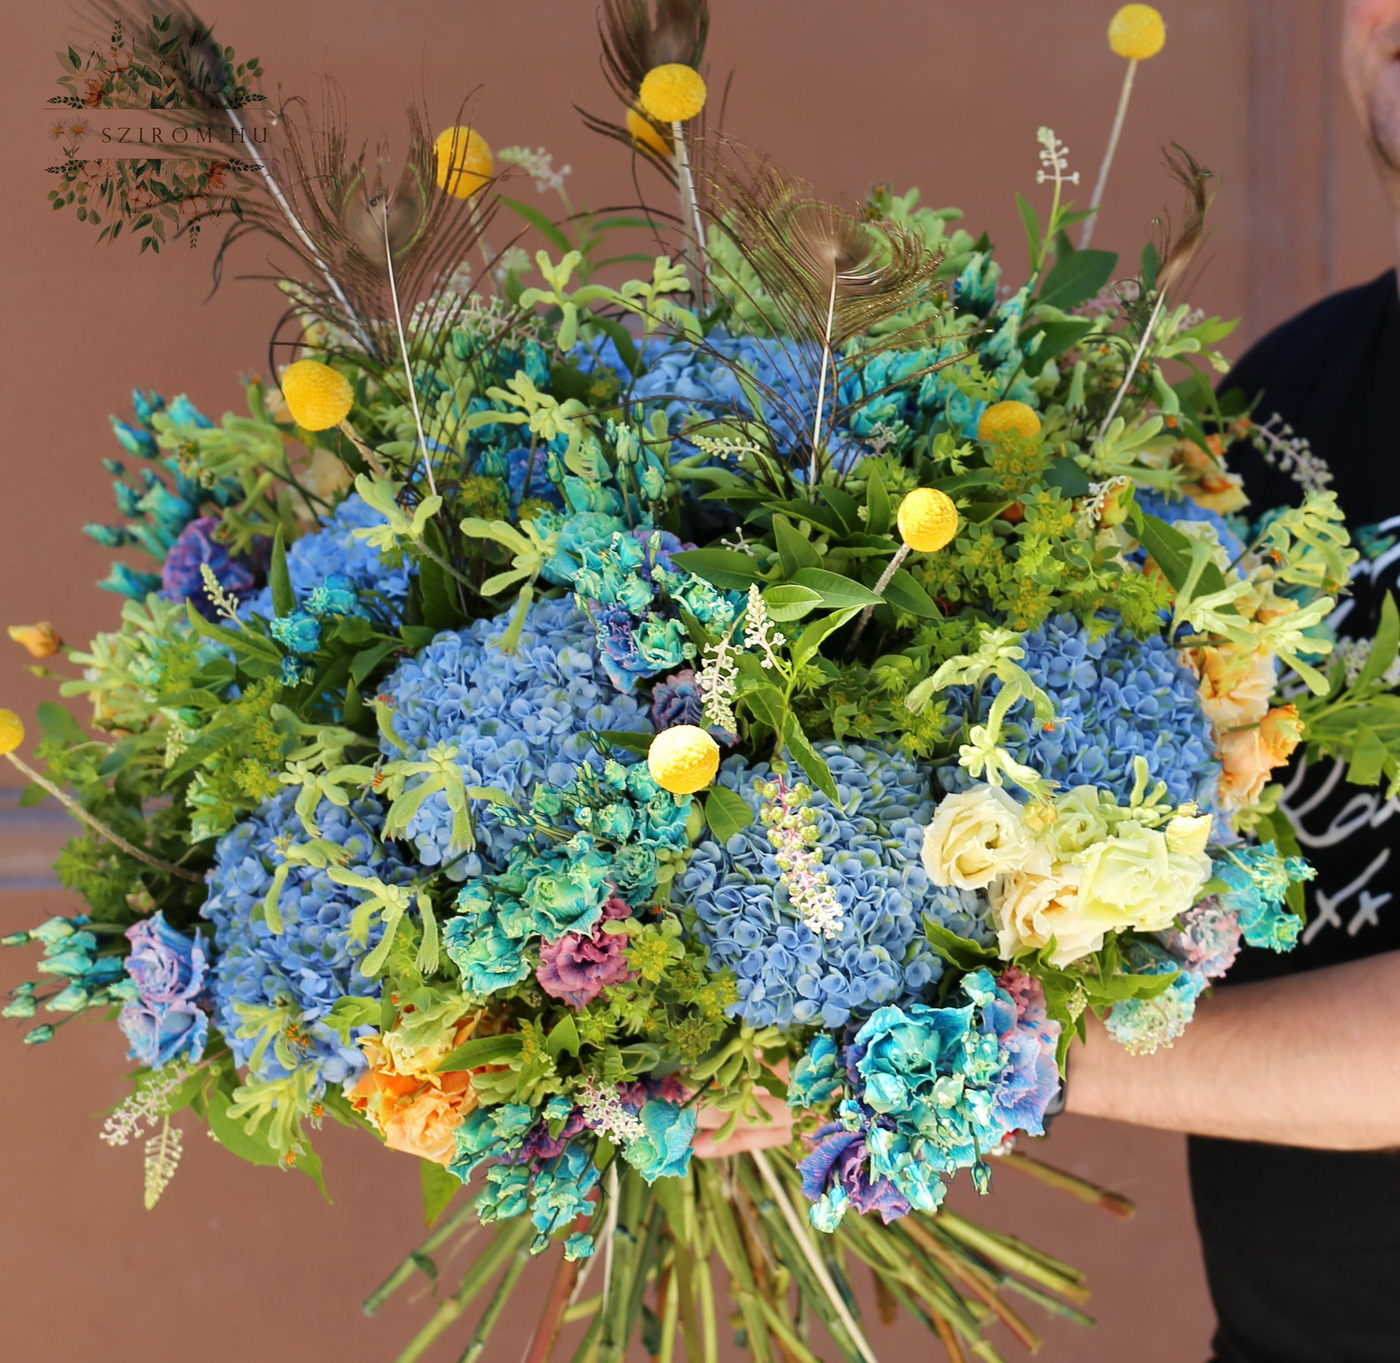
[118,912,209,1067]
[536,897,635,1008]
[161,516,260,620]
[799,1125,910,1223]
[651,671,706,731]
[987,970,1061,1137]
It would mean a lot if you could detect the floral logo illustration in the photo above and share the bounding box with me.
[45,11,266,252]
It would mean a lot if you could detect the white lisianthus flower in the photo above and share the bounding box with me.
[1076,820,1211,936]
[920,785,1036,890]
[989,867,1101,967]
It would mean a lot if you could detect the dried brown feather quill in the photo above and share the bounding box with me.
[1155,143,1213,296]
[709,150,945,352]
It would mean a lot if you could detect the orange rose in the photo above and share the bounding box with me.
[1175,437,1249,514]
[1192,645,1275,730]
[381,1086,470,1165]
[1217,705,1303,813]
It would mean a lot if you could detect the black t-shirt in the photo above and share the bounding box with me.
[1188,271,1400,1363]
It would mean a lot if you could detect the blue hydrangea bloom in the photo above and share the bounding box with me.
[202,790,410,1090]
[941,614,1220,812]
[242,493,410,621]
[379,596,648,878]
[681,741,953,1029]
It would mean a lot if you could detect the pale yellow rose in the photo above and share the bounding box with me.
[1042,786,1110,861]
[989,867,1102,967]
[1192,645,1276,730]
[1218,704,1303,813]
[1076,821,1209,935]
[921,785,1035,890]
[1164,812,1213,859]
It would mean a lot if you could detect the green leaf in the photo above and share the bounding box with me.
[434,1032,524,1074]
[818,487,860,532]
[761,583,822,623]
[1016,193,1043,269]
[1358,593,1400,690]
[499,196,573,254]
[881,568,940,619]
[865,469,892,537]
[772,515,823,575]
[704,785,753,843]
[35,702,85,746]
[417,553,460,628]
[743,684,786,733]
[1135,511,1233,606]
[1347,723,1387,786]
[790,568,882,610]
[791,607,860,668]
[1043,456,1092,496]
[350,640,399,686]
[420,1158,460,1229]
[546,1014,581,1059]
[1037,248,1118,312]
[205,1087,283,1168]
[924,921,999,972]
[1141,241,1161,292]
[184,602,281,662]
[783,716,839,804]
[270,526,295,617]
[1024,317,1094,365]
[671,548,762,592]
[600,729,654,756]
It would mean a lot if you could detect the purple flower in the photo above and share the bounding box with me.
[798,1125,910,1223]
[628,528,691,583]
[118,912,209,1067]
[651,671,706,731]
[989,970,1061,1138]
[161,516,260,620]
[536,897,635,1008]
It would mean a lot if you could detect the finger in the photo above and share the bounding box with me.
[692,1122,794,1160]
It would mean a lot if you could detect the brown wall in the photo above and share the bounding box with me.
[0,2,1393,1360]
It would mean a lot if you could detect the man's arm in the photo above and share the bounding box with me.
[1066,949,1400,1149]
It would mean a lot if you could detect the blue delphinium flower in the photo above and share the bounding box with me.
[379,595,648,878]
[242,493,410,621]
[1214,842,1312,951]
[202,790,410,1090]
[795,969,1059,1229]
[682,741,952,1029]
[941,613,1220,812]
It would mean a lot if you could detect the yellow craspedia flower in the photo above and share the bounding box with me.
[977,400,1042,444]
[897,488,959,554]
[1108,4,1166,60]
[638,64,707,124]
[280,359,354,432]
[648,724,720,795]
[0,710,24,757]
[434,126,493,200]
[626,106,672,159]
[7,623,62,659]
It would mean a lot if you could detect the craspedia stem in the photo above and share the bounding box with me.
[2,752,202,883]
[671,122,709,305]
[1081,58,1137,249]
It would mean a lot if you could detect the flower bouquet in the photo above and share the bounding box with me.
[7,3,1397,1360]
